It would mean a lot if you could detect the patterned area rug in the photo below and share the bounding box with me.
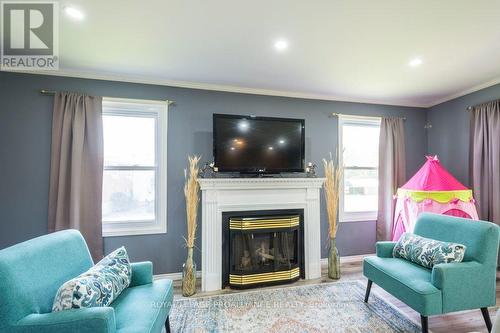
[170,281,421,332]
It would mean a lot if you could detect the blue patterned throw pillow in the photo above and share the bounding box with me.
[52,247,131,311]
[393,233,466,269]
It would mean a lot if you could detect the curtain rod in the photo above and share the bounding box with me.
[330,112,406,121]
[39,89,175,105]
[466,98,500,111]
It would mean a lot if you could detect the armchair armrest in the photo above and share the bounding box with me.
[431,261,495,312]
[130,261,153,287]
[431,261,484,289]
[17,307,116,333]
[376,241,396,258]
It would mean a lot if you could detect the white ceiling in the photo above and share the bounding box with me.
[47,0,500,107]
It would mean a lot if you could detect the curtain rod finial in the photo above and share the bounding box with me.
[40,89,56,95]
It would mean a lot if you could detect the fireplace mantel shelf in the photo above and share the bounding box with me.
[198,177,326,190]
[199,177,326,292]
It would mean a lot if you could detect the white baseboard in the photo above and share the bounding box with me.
[327,253,375,265]
[154,270,202,281]
[154,253,374,281]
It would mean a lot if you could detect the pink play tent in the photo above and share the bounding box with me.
[392,155,479,241]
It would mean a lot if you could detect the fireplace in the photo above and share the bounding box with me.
[222,209,305,289]
[199,177,324,292]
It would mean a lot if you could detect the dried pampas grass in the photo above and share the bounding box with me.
[323,154,343,239]
[184,155,201,248]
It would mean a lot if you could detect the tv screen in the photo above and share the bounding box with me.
[213,114,305,173]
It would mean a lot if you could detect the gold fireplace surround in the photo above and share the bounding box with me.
[229,215,300,286]
[229,215,299,230]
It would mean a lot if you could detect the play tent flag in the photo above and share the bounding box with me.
[392,155,478,241]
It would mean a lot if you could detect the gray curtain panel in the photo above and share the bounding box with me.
[469,100,500,226]
[377,117,406,241]
[48,92,104,261]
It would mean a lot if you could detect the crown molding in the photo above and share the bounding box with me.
[2,69,426,108]
[4,69,499,109]
[426,76,500,108]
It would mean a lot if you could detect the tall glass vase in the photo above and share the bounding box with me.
[182,247,196,297]
[328,237,340,279]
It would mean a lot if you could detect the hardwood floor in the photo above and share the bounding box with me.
[171,257,498,333]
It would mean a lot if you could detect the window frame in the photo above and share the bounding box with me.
[338,115,380,223]
[101,97,168,237]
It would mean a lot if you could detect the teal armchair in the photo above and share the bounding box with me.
[0,230,174,333]
[364,213,499,333]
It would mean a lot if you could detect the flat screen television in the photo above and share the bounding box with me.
[213,114,305,173]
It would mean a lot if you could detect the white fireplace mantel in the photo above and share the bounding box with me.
[198,177,325,292]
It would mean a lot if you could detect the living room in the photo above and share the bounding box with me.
[0,1,499,333]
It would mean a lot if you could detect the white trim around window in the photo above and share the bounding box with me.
[338,115,380,222]
[101,98,168,237]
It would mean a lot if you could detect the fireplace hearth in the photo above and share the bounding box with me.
[222,209,305,289]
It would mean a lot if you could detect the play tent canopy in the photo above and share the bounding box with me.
[392,155,478,241]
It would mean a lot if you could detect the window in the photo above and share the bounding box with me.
[338,115,380,222]
[102,98,168,237]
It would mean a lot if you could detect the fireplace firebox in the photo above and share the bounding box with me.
[222,209,305,289]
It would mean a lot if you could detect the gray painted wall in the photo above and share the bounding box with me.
[0,72,427,274]
[427,83,500,186]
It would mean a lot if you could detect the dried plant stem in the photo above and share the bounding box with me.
[182,156,200,297]
[323,156,343,239]
[184,156,201,248]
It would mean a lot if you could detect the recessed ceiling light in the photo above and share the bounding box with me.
[268,146,274,150]
[409,57,423,67]
[64,6,85,20]
[274,39,288,51]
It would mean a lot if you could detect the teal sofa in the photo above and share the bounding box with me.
[0,230,174,333]
[364,213,499,333]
